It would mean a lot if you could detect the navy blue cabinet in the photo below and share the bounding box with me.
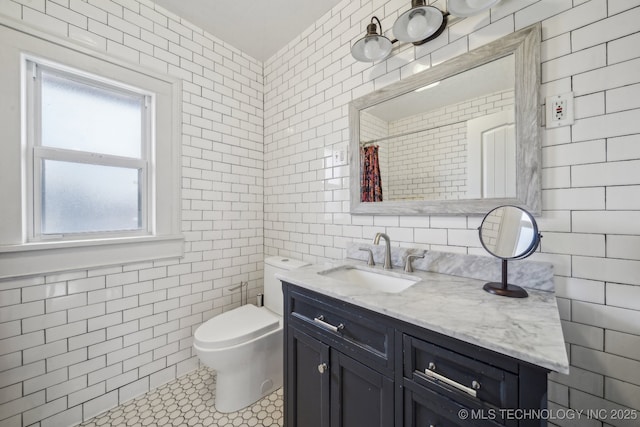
[283,283,549,427]
[286,327,330,427]
[284,285,395,427]
[329,348,395,427]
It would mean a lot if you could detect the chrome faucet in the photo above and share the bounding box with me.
[373,232,392,269]
[359,247,375,266]
[404,253,425,273]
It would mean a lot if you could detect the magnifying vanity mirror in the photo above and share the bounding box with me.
[478,205,541,298]
[349,24,541,215]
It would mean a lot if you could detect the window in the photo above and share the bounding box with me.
[27,61,152,239]
[0,20,182,278]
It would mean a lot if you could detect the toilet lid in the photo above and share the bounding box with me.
[194,305,280,350]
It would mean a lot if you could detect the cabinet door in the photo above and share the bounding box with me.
[330,349,394,427]
[286,327,330,427]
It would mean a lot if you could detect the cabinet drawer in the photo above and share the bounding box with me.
[287,287,393,369]
[404,379,505,427]
[404,335,518,409]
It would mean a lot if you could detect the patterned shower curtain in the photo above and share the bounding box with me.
[360,145,383,202]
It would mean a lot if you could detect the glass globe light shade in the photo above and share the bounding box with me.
[351,34,393,62]
[393,4,443,43]
[467,0,495,8]
[407,12,428,39]
[448,0,501,17]
[363,38,382,59]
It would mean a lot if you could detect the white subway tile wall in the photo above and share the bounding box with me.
[263,2,640,427]
[0,0,263,425]
[0,0,639,426]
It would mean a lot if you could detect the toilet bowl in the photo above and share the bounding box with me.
[193,256,310,413]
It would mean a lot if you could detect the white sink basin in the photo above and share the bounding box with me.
[318,265,420,294]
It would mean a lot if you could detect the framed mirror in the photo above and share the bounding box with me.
[349,24,541,215]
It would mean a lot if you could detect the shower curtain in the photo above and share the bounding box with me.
[360,145,383,202]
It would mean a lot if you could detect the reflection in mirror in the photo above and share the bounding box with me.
[478,205,541,298]
[349,24,541,215]
[360,55,515,202]
[479,205,537,259]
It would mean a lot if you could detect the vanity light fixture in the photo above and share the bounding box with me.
[447,0,501,17]
[393,0,447,45]
[351,0,503,62]
[350,16,394,62]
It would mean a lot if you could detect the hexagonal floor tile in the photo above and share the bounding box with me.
[79,367,283,427]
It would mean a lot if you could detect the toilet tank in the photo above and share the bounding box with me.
[264,256,310,316]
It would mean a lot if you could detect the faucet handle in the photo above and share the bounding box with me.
[404,253,425,273]
[359,247,375,266]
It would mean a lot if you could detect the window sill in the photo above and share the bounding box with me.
[0,235,184,279]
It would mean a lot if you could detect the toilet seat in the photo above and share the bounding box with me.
[194,305,280,350]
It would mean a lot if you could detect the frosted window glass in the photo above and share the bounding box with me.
[41,71,143,158]
[42,160,142,234]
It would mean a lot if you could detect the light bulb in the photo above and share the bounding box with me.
[407,12,428,39]
[363,37,381,59]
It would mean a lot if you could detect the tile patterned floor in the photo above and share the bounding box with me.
[80,367,283,427]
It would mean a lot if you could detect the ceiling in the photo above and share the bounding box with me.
[151,0,343,62]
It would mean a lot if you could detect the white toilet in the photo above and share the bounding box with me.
[193,256,309,413]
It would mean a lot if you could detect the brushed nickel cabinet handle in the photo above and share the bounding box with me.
[313,315,344,333]
[422,365,479,398]
[318,363,328,374]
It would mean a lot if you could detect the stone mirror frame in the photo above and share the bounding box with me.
[349,24,541,216]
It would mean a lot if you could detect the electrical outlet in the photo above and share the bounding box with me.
[546,92,574,128]
[552,98,567,120]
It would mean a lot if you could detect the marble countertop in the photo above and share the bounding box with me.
[277,260,569,374]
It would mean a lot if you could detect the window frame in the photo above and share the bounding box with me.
[26,59,154,241]
[0,17,183,279]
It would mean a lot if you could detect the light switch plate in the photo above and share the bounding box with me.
[333,147,347,166]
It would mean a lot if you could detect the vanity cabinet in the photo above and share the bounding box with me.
[283,283,550,427]
[284,285,395,427]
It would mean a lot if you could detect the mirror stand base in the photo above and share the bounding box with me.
[483,282,528,298]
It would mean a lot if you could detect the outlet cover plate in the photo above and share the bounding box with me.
[546,92,574,128]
